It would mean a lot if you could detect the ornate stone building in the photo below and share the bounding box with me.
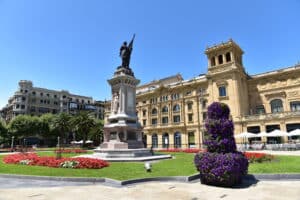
[1,80,105,122]
[108,39,300,148]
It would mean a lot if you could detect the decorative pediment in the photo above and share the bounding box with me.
[265,91,286,100]
[216,80,228,86]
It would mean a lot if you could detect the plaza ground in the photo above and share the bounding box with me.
[0,150,300,199]
[0,179,299,200]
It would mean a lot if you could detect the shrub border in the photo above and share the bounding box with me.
[0,173,300,187]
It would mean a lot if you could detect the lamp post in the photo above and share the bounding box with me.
[11,136,14,152]
[57,136,60,148]
[23,138,26,152]
[56,136,61,159]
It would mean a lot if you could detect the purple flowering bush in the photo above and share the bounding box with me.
[194,102,248,187]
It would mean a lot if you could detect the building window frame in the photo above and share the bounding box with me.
[290,101,300,112]
[256,105,265,114]
[270,99,284,113]
[173,115,180,123]
[218,86,227,97]
[173,104,180,112]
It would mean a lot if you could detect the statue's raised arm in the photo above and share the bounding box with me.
[119,34,135,68]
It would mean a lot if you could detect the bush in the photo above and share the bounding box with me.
[194,102,248,187]
[194,152,248,187]
[3,153,109,169]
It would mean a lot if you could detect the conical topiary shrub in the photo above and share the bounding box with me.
[194,102,248,187]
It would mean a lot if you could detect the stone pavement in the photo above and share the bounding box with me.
[0,180,300,200]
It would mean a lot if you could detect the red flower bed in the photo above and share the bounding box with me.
[3,153,109,169]
[243,152,274,163]
[54,149,88,154]
[157,148,203,153]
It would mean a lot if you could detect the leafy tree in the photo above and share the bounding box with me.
[71,111,96,147]
[8,115,34,138]
[51,112,71,146]
[0,120,8,145]
[40,113,56,137]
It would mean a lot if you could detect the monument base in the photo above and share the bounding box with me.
[77,148,172,162]
[100,140,144,149]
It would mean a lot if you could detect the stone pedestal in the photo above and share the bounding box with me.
[91,66,159,160]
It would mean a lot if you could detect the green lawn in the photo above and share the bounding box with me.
[249,155,300,174]
[1,152,300,181]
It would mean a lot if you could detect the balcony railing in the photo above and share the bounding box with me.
[242,111,300,122]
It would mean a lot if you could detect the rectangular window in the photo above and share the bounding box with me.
[202,112,207,120]
[187,103,193,110]
[202,100,207,109]
[290,102,300,111]
[162,117,168,124]
[256,105,265,114]
[151,118,157,125]
[188,114,193,122]
[143,119,147,126]
[219,86,227,97]
[173,115,180,123]
[30,107,36,112]
[142,110,147,117]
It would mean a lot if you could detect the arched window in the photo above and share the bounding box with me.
[173,104,180,112]
[211,57,216,66]
[152,134,158,148]
[270,99,283,113]
[188,132,195,148]
[218,55,223,64]
[290,101,300,111]
[151,108,158,115]
[162,133,169,148]
[174,132,182,148]
[162,106,168,113]
[225,52,231,62]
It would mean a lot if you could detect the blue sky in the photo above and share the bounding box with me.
[1,0,300,108]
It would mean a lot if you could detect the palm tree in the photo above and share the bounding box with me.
[89,119,104,146]
[70,111,95,147]
[51,112,71,147]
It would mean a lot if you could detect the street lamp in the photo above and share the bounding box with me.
[23,138,26,152]
[56,136,62,159]
[57,136,60,148]
[11,136,14,152]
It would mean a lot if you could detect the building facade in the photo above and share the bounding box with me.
[105,39,300,149]
[1,80,105,122]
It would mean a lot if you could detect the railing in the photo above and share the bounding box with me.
[242,111,300,122]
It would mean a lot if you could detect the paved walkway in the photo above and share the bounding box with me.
[0,180,299,200]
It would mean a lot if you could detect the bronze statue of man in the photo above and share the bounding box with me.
[119,35,135,68]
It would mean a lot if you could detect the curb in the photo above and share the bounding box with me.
[0,174,105,183]
[0,173,300,187]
